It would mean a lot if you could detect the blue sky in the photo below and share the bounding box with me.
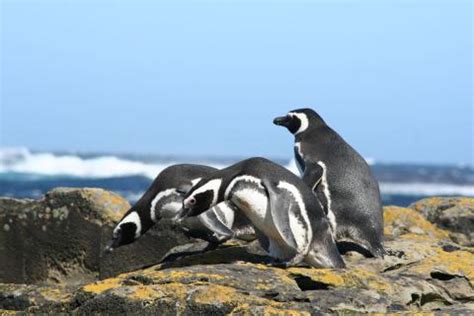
[1,0,472,165]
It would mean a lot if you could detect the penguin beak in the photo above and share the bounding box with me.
[104,238,119,253]
[175,210,187,221]
[273,115,290,127]
[104,229,122,253]
[177,204,201,220]
[176,206,191,221]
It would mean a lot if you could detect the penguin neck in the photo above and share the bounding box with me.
[293,123,324,141]
[130,187,163,233]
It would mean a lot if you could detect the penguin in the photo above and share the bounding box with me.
[105,164,254,252]
[273,108,385,258]
[179,157,345,268]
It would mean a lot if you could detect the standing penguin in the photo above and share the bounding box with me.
[180,157,345,268]
[273,108,384,257]
[105,164,254,252]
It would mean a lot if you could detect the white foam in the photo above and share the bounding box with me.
[1,148,472,197]
[284,156,473,196]
[0,147,225,179]
[379,182,474,196]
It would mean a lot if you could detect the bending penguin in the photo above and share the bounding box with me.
[179,157,345,268]
[273,108,385,258]
[105,164,255,252]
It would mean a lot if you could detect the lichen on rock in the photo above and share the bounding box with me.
[0,189,473,314]
[410,197,474,246]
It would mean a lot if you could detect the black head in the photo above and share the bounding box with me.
[180,178,222,218]
[104,212,141,253]
[273,108,325,135]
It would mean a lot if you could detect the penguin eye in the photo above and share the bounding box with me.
[189,197,196,205]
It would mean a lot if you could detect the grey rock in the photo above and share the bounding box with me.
[1,190,473,314]
[0,188,194,284]
[410,197,474,246]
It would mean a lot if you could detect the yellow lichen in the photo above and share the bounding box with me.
[192,284,281,308]
[260,306,310,316]
[231,304,311,316]
[81,189,130,222]
[347,269,392,293]
[0,310,20,315]
[287,268,345,287]
[409,248,474,286]
[130,286,160,301]
[286,267,392,294]
[158,283,188,301]
[82,277,122,294]
[193,284,239,305]
[411,197,474,213]
[383,206,449,240]
[39,287,71,302]
[141,269,226,283]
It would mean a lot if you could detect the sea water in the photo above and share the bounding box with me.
[0,148,472,206]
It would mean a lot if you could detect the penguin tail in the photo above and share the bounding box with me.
[370,243,386,259]
[362,239,385,258]
[336,238,385,259]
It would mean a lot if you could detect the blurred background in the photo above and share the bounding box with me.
[1,0,472,206]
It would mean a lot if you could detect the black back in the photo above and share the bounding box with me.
[188,157,328,225]
[121,164,218,232]
[292,110,384,252]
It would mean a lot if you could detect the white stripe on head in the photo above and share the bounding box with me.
[317,161,337,235]
[277,181,313,254]
[150,188,178,222]
[224,175,264,199]
[190,177,202,186]
[289,112,309,135]
[117,211,142,239]
[188,178,222,206]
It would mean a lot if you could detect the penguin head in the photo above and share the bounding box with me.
[273,108,325,135]
[180,178,222,218]
[105,211,142,253]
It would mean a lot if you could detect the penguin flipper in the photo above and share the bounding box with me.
[197,202,237,238]
[302,163,324,191]
[232,213,256,242]
[262,179,298,250]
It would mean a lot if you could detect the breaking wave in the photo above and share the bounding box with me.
[0,147,473,197]
[0,147,226,179]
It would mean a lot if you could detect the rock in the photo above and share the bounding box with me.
[0,191,473,314]
[0,188,194,284]
[410,197,474,246]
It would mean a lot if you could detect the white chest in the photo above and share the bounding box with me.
[231,188,268,229]
[294,142,305,175]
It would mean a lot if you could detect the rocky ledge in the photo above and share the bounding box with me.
[0,189,473,314]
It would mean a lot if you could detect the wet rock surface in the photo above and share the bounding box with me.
[0,189,473,314]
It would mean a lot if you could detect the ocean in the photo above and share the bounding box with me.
[0,148,473,207]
